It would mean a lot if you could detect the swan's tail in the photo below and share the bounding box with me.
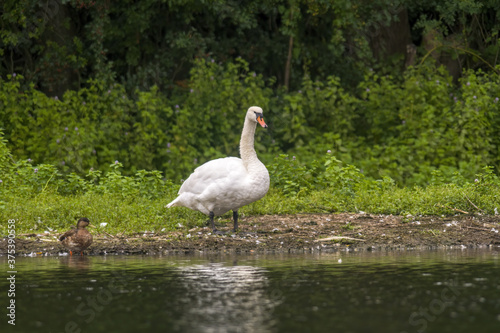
[165,197,180,208]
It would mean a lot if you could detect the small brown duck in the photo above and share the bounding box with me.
[59,217,93,256]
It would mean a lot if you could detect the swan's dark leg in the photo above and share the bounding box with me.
[233,210,238,232]
[209,211,216,231]
[209,212,225,235]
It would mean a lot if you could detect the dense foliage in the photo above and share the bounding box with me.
[1,0,500,189]
[2,0,500,94]
[1,58,500,185]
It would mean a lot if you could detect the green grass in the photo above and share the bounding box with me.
[2,183,499,237]
[1,191,203,236]
[2,144,499,236]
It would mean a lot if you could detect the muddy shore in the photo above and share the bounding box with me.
[2,213,500,256]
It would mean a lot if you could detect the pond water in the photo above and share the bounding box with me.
[2,249,500,333]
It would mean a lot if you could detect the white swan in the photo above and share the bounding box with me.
[166,106,270,233]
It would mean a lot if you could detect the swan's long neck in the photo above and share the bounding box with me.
[240,117,259,169]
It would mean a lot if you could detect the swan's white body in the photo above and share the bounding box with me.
[166,106,270,230]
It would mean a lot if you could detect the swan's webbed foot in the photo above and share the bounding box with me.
[237,231,257,236]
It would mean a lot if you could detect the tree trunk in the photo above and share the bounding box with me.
[284,35,294,89]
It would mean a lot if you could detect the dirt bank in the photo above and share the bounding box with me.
[2,213,500,256]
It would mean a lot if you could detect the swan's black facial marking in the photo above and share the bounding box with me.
[254,111,268,128]
[254,112,264,119]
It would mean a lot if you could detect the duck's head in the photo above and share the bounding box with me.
[76,217,91,229]
[247,106,267,128]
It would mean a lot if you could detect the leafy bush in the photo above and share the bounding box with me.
[269,63,500,186]
[268,154,317,197]
[2,136,500,236]
[0,58,277,181]
[1,59,500,186]
[349,64,500,185]
[276,75,356,154]
[0,149,176,201]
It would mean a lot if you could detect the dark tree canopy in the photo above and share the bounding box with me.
[2,0,499,96]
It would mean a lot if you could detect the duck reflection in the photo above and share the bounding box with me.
[59,254,91,270]
[176,263,279,332]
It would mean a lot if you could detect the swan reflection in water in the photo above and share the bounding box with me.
[175,263,279,333]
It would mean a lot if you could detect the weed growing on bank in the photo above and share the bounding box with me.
[1,144,499,236]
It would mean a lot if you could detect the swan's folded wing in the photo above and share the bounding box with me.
[178,157,245,195]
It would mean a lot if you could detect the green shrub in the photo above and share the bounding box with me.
[1,135,500,236]
[1,60,500,186]
[348,64,500,185]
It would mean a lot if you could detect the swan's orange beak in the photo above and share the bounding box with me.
[257,115,268,128]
